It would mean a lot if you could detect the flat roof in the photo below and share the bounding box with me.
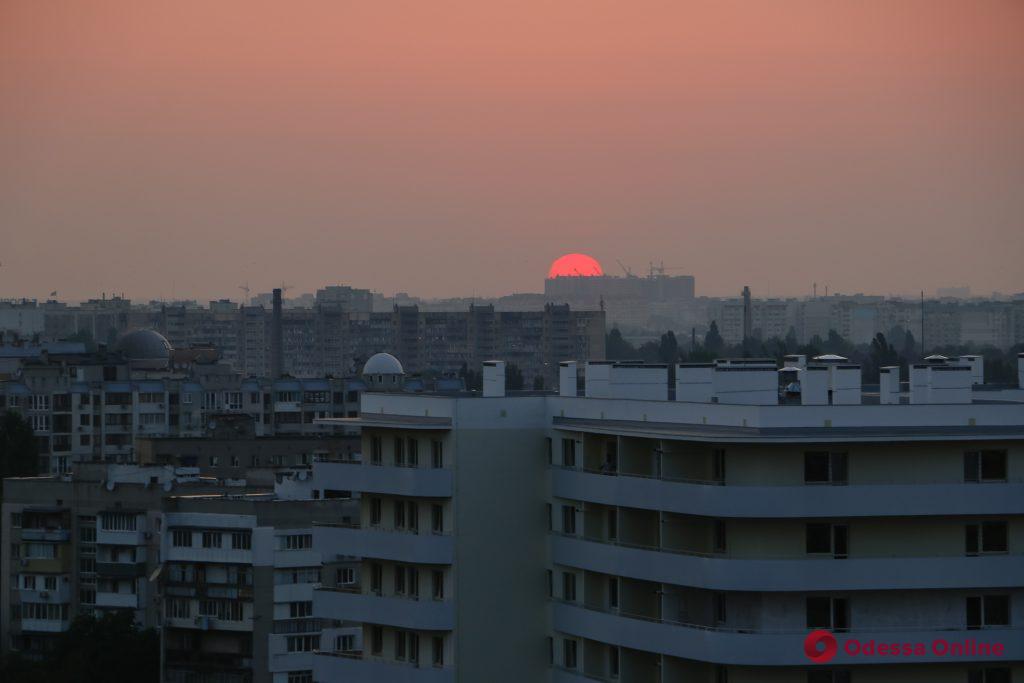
[320,414,452,430]
[552,416,1024,444]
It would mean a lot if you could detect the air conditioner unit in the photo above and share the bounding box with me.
[144,532,153,540]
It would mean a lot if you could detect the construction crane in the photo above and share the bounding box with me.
[238,283,250,303]
[615,259,635,278]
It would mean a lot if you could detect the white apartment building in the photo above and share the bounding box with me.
[307,356,1024,683]
[160,494,358,683]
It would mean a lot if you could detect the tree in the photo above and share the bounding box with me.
[1,411,38,485]
[784,326,799,350]
[506,363,524,391]
[0,612,158,683]
[48,612,158,683]
[658,331,679,364]
[605,328,636,360]
[458,362,481,391]
[703,321,724,355]
[868,333,899,374]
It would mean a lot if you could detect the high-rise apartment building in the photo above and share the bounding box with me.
[306,355,1024,682]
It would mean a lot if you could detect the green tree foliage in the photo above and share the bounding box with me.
[0,613,158,683]
[1,411,38,489]
[703,321,724,355]
[658,331,679,363]
[506,363,524,391]
[605,328,637,360]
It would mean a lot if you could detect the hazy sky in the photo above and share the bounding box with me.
[2,1,1022,301]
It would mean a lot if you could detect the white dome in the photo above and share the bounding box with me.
[362,352,404,376]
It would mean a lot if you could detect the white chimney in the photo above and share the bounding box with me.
[829,365,862,405]
[482,361,506,397]
[801,366,829,405]
[609,364,668,400]
[559,361,578,398]
[909,365,930,404]
[676,363,714,403]
[712,359,778,405]
[928,365,972,404]
[783,354,807,370]
[878,366,900,405]
[585,362,613,398]
[953,355,983,385]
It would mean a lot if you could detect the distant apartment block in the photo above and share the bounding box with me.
[0,330,363,474]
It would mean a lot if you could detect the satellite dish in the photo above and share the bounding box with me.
[162,481,173,492]
[105,480,116,492]
[297,470,308,481]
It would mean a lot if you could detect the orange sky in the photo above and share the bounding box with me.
[1,0,1022,301]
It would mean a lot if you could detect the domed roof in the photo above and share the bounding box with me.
[362,352,404,375]
[115,329,172,362]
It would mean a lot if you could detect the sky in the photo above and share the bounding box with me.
[1,0,1022,302]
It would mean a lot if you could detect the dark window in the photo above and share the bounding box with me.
[807,524,848,557]
[968,669,1012,683]
[562,505,576,534]
[965,450,1008,482]
[371,625,383,655]
[562,439,576,467]
[713,448,726,482]
[806,597,848,631]
[562,572,576,601]
[563,639,577,669]
[608,577,618,609]
[808,672,851,683]
[805,452,847,484]
[607,509,617,540]
[713,520,727,553]
[966,596,1009,629]
[967,522,1008,555]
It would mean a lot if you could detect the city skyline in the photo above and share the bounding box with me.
[2,1,1023,301]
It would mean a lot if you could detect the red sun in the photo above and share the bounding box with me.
[547,253,604,278]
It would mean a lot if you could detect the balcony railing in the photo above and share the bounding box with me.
[552,598,1016,635]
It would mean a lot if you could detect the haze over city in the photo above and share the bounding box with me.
[2,0,1023,302]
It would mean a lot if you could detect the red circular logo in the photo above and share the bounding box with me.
[804,630,838,663]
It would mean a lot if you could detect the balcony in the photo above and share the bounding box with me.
[552,601,1024,666]
[165,649,253,671]
[95,591,139,609]
[314,651,454,683]
[20,529,71,542]
[315,461,453,498]
[551,534,1024,592]
[314,524,453,565]
[17,584,73,604]
[314,587,455,630]
[551,467,1024,518]
[20,619,70,633]
[165,545,252,564]
[19,556,72,574]
[274,549,322,569]
[96,527,146,545]
[96,561,147,578]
